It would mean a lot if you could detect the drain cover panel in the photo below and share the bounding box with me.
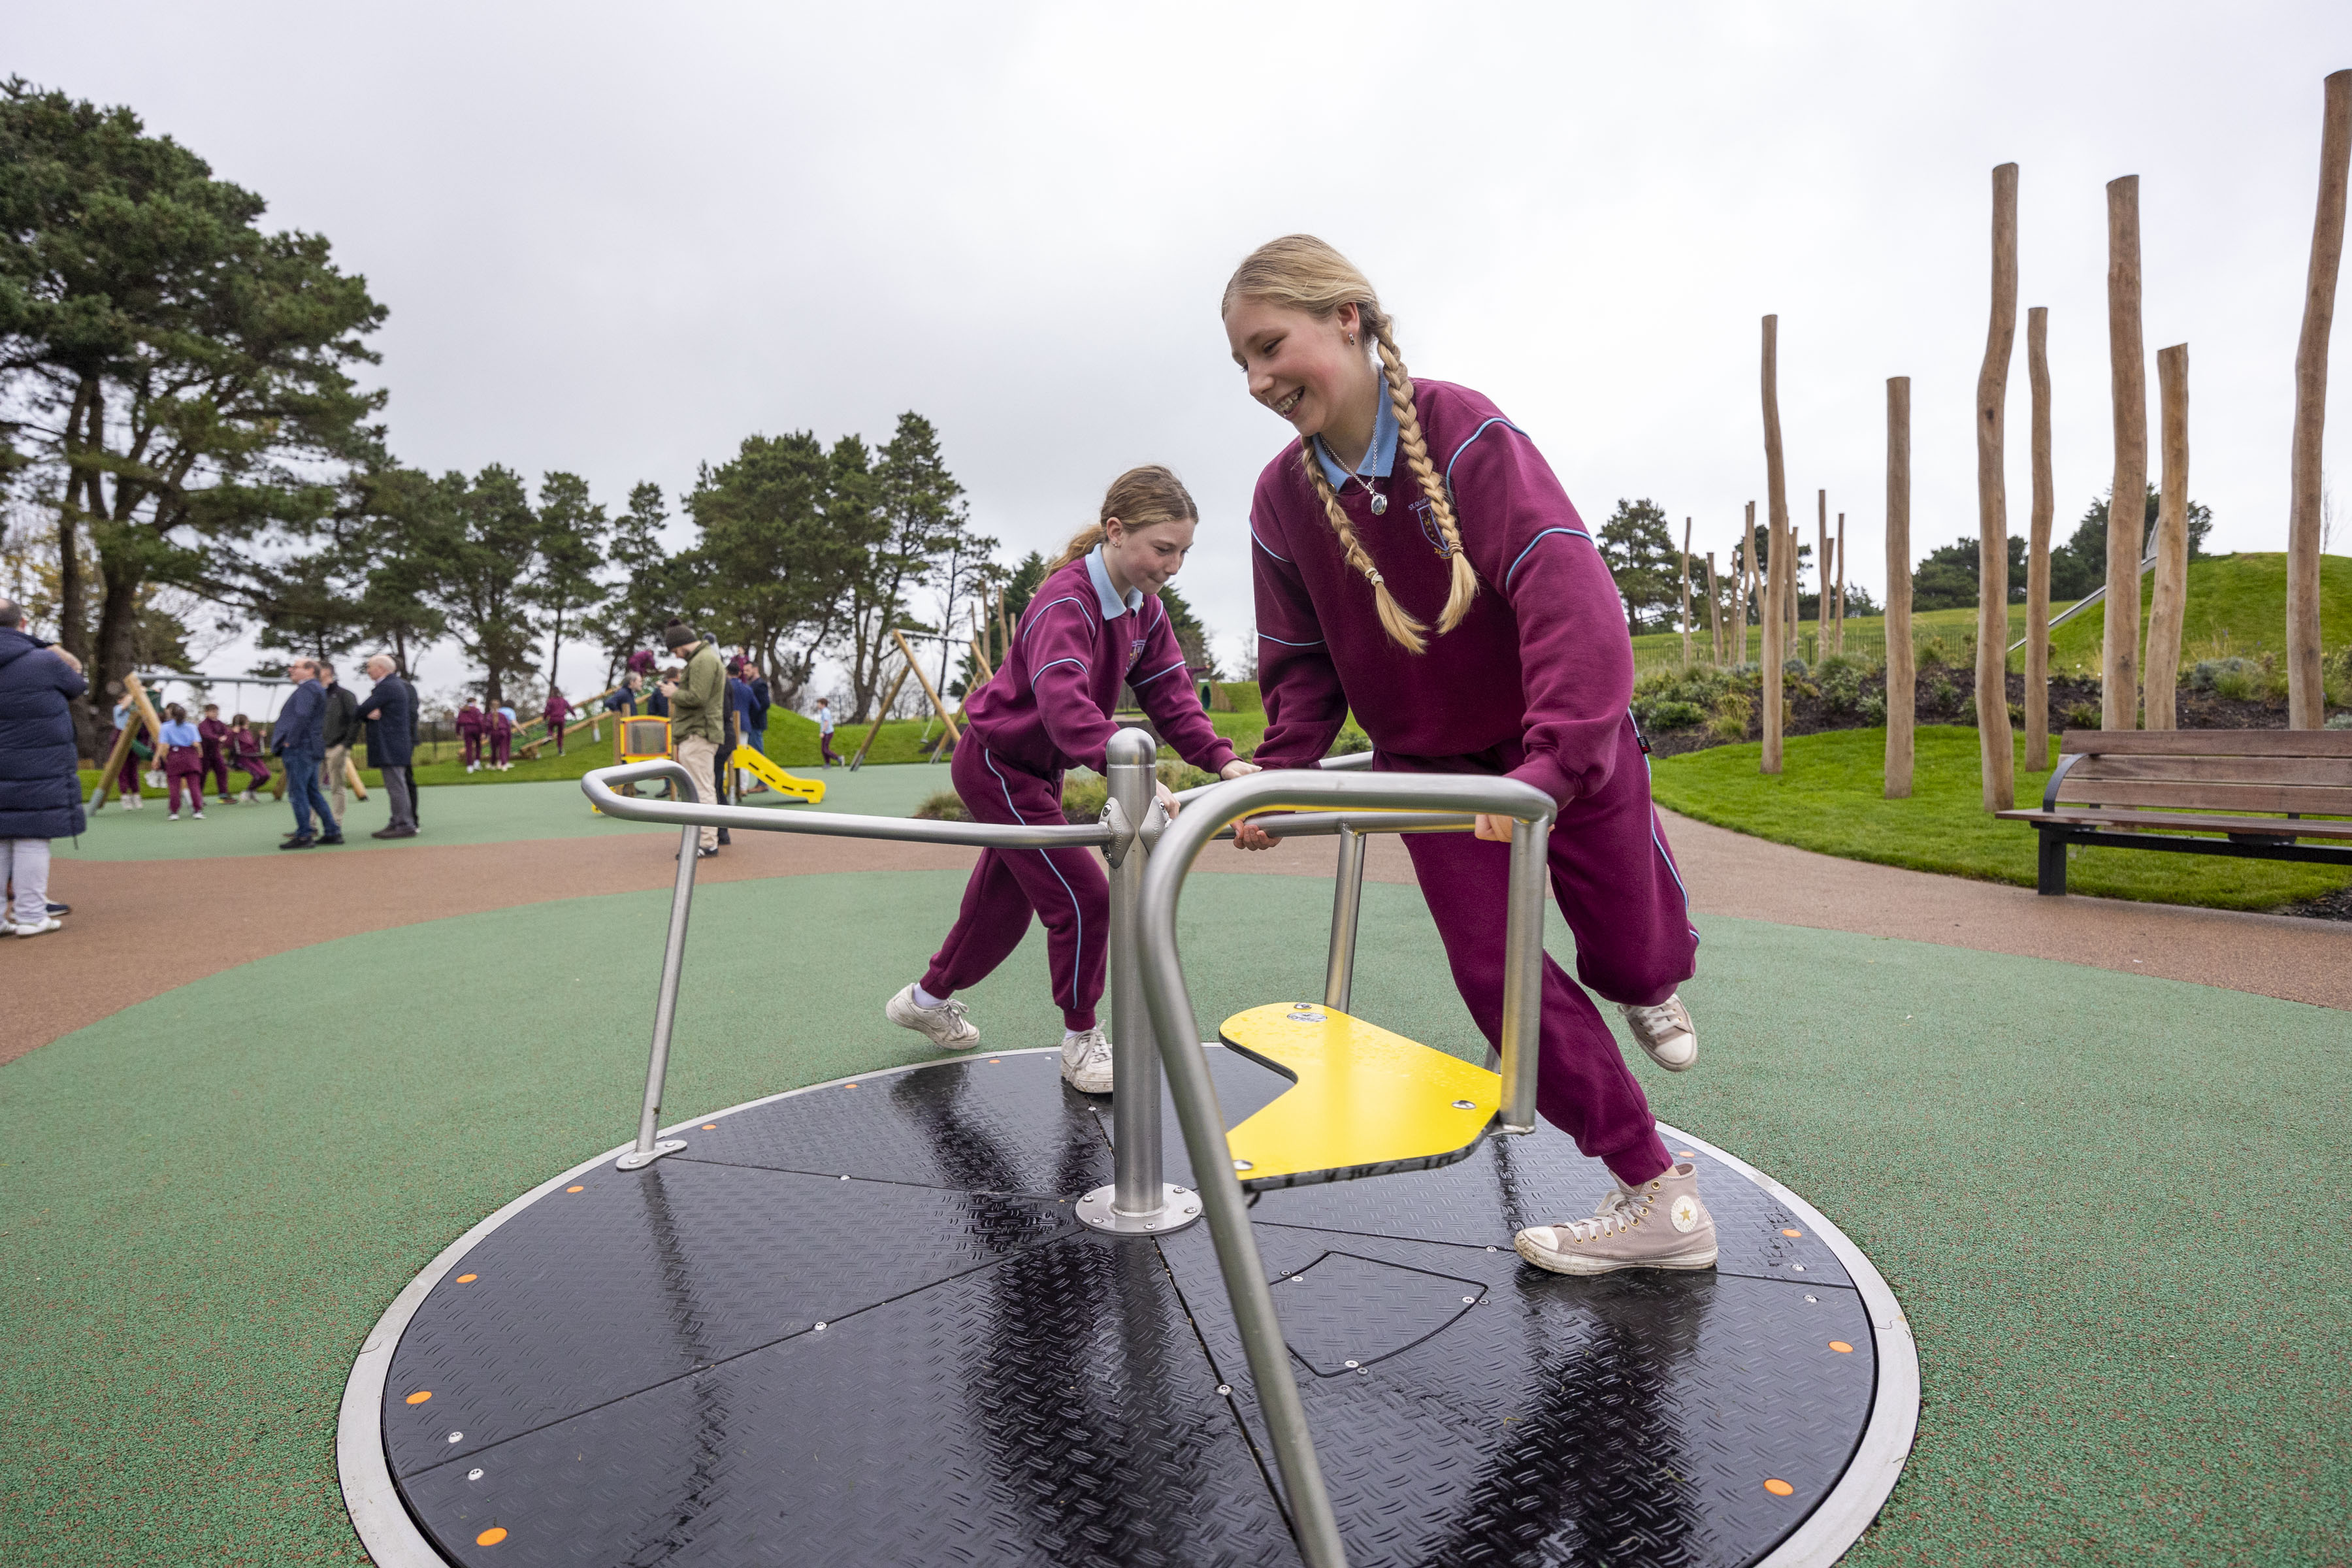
[1275,1251,1482,1375]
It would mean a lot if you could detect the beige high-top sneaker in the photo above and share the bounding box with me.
[1512,1162,1718,1276]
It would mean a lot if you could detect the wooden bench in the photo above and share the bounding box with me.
[1995,729,2352,895]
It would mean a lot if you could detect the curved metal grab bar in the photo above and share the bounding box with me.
[1167,745,1374,807]
[583,761,1114,851]
[1134,768,1556,1568]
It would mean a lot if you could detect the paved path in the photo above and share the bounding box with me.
[8,803,2340,1066]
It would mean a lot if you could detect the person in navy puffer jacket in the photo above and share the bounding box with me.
[0,597,87,936]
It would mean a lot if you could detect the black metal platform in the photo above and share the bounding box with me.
[342,1048,1913,1568]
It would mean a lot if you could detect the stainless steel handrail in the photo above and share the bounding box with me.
[1134,769,1556,1568]
[583,758,1120,1172]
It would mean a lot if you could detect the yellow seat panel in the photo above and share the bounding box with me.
[732,745,826,804]
[1218,1003,1499,1191]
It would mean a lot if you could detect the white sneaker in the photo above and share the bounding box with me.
[10,917,63,938]
[1060,1028,1114,1094]
[168,811,180,821]
[884,984,980,1050]
[192,810,205,819]
[1618,994,1698,1072]
[1514,1162,1717,1275]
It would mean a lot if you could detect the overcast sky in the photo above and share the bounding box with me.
[14,1,2352,704]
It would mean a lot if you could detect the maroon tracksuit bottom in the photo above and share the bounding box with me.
[1382,729,1695,1188]
[921,740,1105,1032]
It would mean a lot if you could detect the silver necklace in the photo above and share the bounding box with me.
[1335,416,1387,514]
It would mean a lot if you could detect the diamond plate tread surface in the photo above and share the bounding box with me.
[384,1162,1077,1474]
[1245,1117,1854,1290]
[397,1234,1302,1568]
[681,1050,1115,1195]
[1267,1251,1488,1376]
[1158,1222,1877,1568]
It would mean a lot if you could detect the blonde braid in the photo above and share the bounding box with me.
[1299,439,1429,654]
[1367,312,1479,634]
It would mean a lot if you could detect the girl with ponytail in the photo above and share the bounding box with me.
[1222,235,1711,1279]
[884,466,1259,1094]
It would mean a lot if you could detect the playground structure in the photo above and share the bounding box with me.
[340,732,1918,1567]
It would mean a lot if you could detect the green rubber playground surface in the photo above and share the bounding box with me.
[52,764,949,861]
[1,867,2345,1565]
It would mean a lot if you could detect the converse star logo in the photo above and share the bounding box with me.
[1671,1195,1700,1233]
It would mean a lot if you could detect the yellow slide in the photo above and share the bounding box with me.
[732,745,825,805]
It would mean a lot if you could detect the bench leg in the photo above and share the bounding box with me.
[2036,828,2068,896]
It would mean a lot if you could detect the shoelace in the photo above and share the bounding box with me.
[1559,1188,1649,1244]
[1075,1033,1113,1063]
[1622,1001,1686,1041]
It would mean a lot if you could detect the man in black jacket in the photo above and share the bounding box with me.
[357,653,417,838]
[0,597,85,934]
[271,659,339,848]
[319,661,361,832]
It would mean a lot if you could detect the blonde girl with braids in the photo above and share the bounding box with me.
[885,466,1258,1094]
[1223,235,1712,1277]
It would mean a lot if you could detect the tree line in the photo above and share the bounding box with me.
[0,79,1011,749]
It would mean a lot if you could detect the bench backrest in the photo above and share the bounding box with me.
[2048,729,2352,816]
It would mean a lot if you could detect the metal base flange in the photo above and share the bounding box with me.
[613,1139,687,1171]
[1074,1181,1201,1235]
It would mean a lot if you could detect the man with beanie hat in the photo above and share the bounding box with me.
[664,619,725,856]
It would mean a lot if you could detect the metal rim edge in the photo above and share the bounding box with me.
[338,1072,1914,1568]
[1657,1122,1921,1568]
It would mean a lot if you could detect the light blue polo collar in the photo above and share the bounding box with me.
[1312,374,1399,490]
[1086,546,1145,619]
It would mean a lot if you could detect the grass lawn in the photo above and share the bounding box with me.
[1648,724,2352,911]
[2047,550,2352,674]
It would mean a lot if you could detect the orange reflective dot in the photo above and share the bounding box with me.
[455,1274,478,1284]
[846,1083,858,1088]
[566,1185,585,1193]
[476,1526,508,1545]
[404,1391,433,1405]
[702,1124,717,1130]
[1829,1341,1854,1354]
[988,1058,1001,1064]
[1764,1478,1795,1497]
[1782,1228,1803,1238]
[1676,1149,1696,1158]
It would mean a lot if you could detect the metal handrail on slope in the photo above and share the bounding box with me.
[1135,768,1558,1568]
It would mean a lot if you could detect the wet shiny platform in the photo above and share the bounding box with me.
[343,1046,1912,1568]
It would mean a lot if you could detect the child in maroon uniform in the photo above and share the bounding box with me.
[159,704,206,819]
[542,689,572,756]
[198,703,234,804]
[227,713,270,801]
[456,700,485,772]
[1222,235,1710,1277]
[885,467,1257,1093]
[491,706,514,769]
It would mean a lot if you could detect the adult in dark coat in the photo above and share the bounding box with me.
[357,653,417,838]
[0,598,86,933]
[270,658,339,847]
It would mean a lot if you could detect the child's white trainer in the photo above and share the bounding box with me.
[1060,1028,1114,1094]
[1618,994,1698,1071]
[885,984,979,1050]
[1513,1162,1717,1275]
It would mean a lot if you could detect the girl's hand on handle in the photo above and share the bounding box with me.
[1220,759,1262,781]
[1217,759,1273,848]
[1154,779,1181,819]
[1474,813,1514,842]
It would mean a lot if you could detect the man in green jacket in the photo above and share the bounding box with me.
[662,619,725,856]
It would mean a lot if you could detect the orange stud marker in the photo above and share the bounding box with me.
[702,1124,717,1131]
[1829,1341,1854,1353]
[566,1185,585,1193]
[455,1274,478,1283]
[1763,1478,1795,1497]
[405,1390,433,1405]
[1782,1228,1803,1238]
[988,1058,1001,1064]
[476,1526,508,1545]
[1676,1149,1696,1158]
[846,1083,858,1088]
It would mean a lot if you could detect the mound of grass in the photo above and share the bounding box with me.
[1649,724,2352,912]
[2047,551,2352,676]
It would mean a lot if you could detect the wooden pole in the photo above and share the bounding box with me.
[343,753,370,801]
[1886,376,1916,798]
[996,588,1012,670]
[1975,162,2020,810]
[2144,344,2193,729]
[1744,501,1761,664]
[1833,512,1847,655]
[851,659,911,768]
[2103,174,2148,730]
[1705,551,1724,667]
[892,628,962,744]
[1761,314,1789,774]
[90,716,137,809]
[1679,517,1694,666]
[2289,69,2351,729]
[2025,306,2056,771]
[1816,489,1831,664]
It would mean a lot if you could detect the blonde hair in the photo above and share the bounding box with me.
[1050,465,1199,571]
[1222,234,1477,654]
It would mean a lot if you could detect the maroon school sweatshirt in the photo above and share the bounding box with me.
[1249,379,1635,807]
[963,549,1236,779]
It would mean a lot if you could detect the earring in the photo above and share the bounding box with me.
[1347,333,1356,346]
